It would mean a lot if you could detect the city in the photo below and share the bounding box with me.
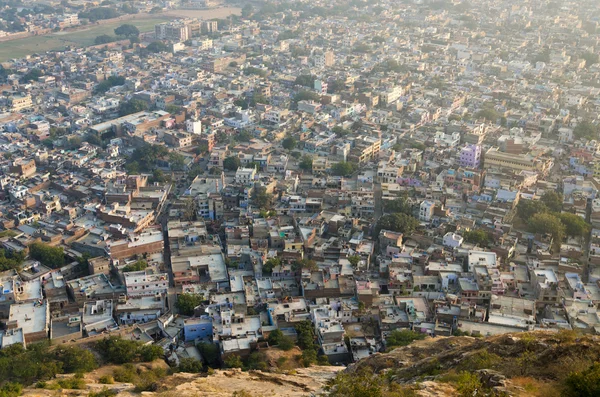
[0,0,600,396]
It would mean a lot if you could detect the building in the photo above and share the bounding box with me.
[419,200,435,221]
[459,144,482,168]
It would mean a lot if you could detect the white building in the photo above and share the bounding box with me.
[443,232,464,248]
[419,200,435,221]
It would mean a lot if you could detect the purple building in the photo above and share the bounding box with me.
[459,144,481,168]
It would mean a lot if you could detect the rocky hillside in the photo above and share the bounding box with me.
[19,331,600,397]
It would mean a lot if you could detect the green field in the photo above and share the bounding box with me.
[0,16,173,62]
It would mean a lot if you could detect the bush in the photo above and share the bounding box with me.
[224,355,243,369]
[53,345,98,373]
[139,344,164,362]
[56,377,87,390]
[178,357,203,373]
[197,342,219,367]
[564,363,600,397]
[455,371,485,397]
[278,336,295,351]
[112,364,137,382]
[386,329,427,349]
[99,375,114,384]
[89,388,118,397]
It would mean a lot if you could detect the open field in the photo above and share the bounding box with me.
[0,16,172,62]
[163,7,241,19]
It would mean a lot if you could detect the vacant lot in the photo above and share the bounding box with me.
[0,15,171,62]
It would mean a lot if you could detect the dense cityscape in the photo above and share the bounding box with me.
[1,0,600,395]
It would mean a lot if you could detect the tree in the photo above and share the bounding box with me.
[462,230,490,246]
[176,293,204,316]
[29,243,65,268]
[96,337,142,364]
[558,213,590,237]
[278,335,295,351]
[295,74,316,88]
[251,186,273,209]
[347,255,360,267]
[383,197,412,215]
[94,75,125,94]
[386,329,426,349]
[564,363,600,397]
[327,80,346,94]
[294,90,320,103]
[53,345,98,373]
[122,259,148,272]
[574,120,599,140]
[329,368,384,397]
[282,136,297,150]
[474,108,499,123]
[197,342,219,367]
[146,41,169,53]
[517,199,547,221]
[178,357,203,373]
[299,155,313,171]
[528,213,565,248]
[223,156,241,171]
[332,126,351,137]
[114,24,139,38]
[20,68,42,83]
[331,162,357,177]
[262,257,281,274]
[94,34,116,45]
[581,52,599,68]
[241,4,253,18]
[118,99,148,116]
[540,191,563,212]
[292,258,317,273]
[376,213,420,235]
[224,354,243,369]
[139,344,163,362]
[169,152,186,171]
[295,320,317,351]
[268,329,283,345]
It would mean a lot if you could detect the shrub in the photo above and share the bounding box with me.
[278,336,295,351]
[455,371,485,397]
[99,375,114,384]
[563,363,600,397]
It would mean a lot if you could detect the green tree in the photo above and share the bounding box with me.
[347,255,361,267]
[282,136,297,150]
[114,24,139,38]
[197,342,219,367]
[329,368,383,397]
[294,90,320,103]
[146,41,169,53]
[241,4,253,18]
[139,345,163,362]
[574,120,599,140]
[292,258,317,273]
[295,320,317,351]
[376,213,420,235]
[383,197,412,215]
[278,336,295,351]
[96,337,142,364]
[528,212,565,249]
[299,155,313,171]
[53,345,98,373]
[169,152,186,171]
[540,191,563,212]
[177,357,203,373]
[223,156,241,171]
[386,329,426,349]
[331,161,357,177]
[94,34,116,45]
[20,68,43,83]
[29,243,65,268]
[118,99,148,117]
[122,259,148,272]
[262,257,281,274]
[268,329,283,345]
[332,126,351,137]
[558,213,590,237]
[474,108,499,123]
[517,199,547,221]
[251,186,273,209]
[462,230,490,246]
[294,74,316,88]
[176,293,204,316]
[564,363,600,397]
[224,354,243,368]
